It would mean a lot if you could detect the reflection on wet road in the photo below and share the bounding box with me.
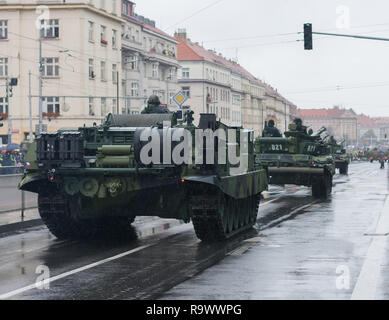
[0,162,388,300]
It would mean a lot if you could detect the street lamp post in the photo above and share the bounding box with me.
[38,36,43,134]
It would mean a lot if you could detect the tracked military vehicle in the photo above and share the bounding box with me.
[19,97,267,241]
[328,137,349,175]
[255,120,335,198]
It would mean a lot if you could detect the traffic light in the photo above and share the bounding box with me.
[0,116,3,128]
[304,23,313,50]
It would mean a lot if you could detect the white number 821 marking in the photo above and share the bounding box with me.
[307,145,316,152]
[271,144,283,151]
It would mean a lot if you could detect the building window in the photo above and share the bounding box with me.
[40,19,59,39]
[152,89,159,97]
[182,87,190,98]
[0,58,8,77]
[128,55,138,70]
[232,94,241,106]
[101,98,107,116]
[88,21,94,41]
[89,59,95,78]
[100,61,106,80]
[0,97,8,114]
[131,82,139,97]
[43,97,60,114]
[112,29,117,48]
[42,58,59,77]
[169,92,175,106]
[182,68,190,79]
[100,26,107,45]
[168,68,175,81]
[152,63,158,78]
[122,2,128,15]
[112,64,117,82]
[0,20,7,39]
[89,97,94,116]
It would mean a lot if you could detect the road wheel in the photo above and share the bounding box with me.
[38,194,81,239]
[38,193,135,240]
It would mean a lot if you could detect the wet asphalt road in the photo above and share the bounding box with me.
[0,162,388,300]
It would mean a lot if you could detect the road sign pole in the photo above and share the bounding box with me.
[29,71,33,142]
[39,36,43,134]
[6,77,11,144]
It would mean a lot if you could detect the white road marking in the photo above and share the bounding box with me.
[351,196,389,300]
[260,197,281,206]
[0,244,151,300]
[260,201,318,230]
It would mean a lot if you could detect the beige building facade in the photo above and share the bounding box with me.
[121,0,179,114]
[0,0,123,144]
[263,85,293,134]
[299,107,358,144]
[176,30,268,138]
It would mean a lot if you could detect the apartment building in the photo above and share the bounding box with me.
[120,0,179,114]
[299,106,358,144]
[263,84,295,134]
[175,30,267,137]
[0,0,123,144]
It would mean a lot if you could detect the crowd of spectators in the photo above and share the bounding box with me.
[0,149,24,174]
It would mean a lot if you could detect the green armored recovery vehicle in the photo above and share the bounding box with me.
[19,98,268,241]
[255,120,335,199]
[328,137,350,175]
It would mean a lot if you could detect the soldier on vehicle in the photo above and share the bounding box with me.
[293,118,308,134]
[141,95,169,114]
[262,119,282,137]
[329,136,337,145]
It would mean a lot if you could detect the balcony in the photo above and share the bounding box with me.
[147,48,178,67]
[121,35,144,52]
[43,112,60,119]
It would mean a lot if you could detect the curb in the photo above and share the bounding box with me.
[0,219,43,236]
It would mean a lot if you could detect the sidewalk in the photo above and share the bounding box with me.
[0,208,42,235]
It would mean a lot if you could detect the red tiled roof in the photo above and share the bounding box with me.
[299,107,357,119]
[177,38,258,80]
[142,23,177,42]
[123,15,177,42]
[358,114,376,127]
[299,109,330,118]
[176,38,296,106]
[373,117,389,124]
[176,38,299,108]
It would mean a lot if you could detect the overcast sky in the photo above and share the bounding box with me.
[136,0,389,117]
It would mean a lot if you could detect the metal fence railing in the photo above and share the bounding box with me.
[0,167,37,217]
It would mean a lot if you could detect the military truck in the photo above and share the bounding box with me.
[255,121,335,198]
[19,99,267,241]
[328,137,350,175]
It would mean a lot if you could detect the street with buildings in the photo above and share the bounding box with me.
[1,0,389,306]
[1,1,388,148]
[0,162,389,301]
